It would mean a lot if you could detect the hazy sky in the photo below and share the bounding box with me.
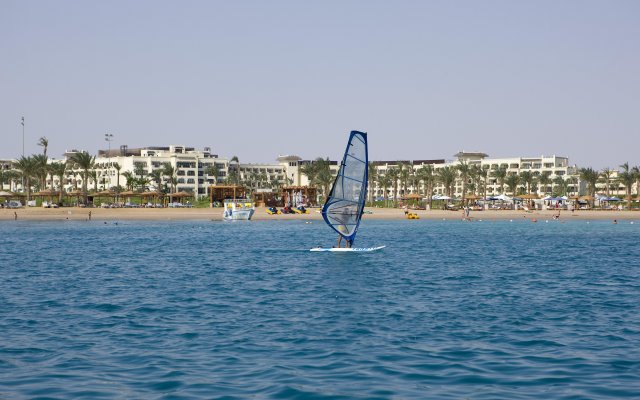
[2,1,639,169]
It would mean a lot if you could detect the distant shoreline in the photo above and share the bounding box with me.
[1,207,637,222]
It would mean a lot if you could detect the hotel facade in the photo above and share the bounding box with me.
[1,145,634,201]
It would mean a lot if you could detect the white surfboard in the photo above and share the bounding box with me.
[310,245,386,252]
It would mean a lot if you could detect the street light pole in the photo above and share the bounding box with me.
[21,116,25,157]
[20,116,25,193]
[104,133,114,190]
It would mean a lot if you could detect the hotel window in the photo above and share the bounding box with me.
[187,179,195,184]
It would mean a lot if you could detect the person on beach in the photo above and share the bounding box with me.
[88,211,92,221]
[14,212,17,220]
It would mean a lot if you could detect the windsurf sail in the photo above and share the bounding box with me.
[321,131,368,245]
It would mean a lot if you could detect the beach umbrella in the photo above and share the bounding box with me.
[495,194,512,201]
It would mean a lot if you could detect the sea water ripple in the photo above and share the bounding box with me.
[1,218,640,398]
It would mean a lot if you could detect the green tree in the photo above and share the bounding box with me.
[368,163,378,204]
[505,174,520,196]
[15,156,38,201]
[205,164,219,186]
[313,158,334,201]
[617,163,635,207]
[49,162,67,204]
[538,172,552,195]
[599,168,614,197]
[121,171,135,191]
[113,162,122,192]
[68,152,95,204]
[398,162,411,198]
[552,176,568,196]
[162,163,177,199]
[477,166,489,201]
[229,156,240,185]
[376,173,392,207]
[149,169,163,192]
[491,166,508,194]
[32,153,49,191]
[37,136,49,157]
[89,169,99,191]
[456,161,471,202]
[416,165,436,208]
[579,167,600,207]
[386,167,399,206]
[519,171,535,195]
[437,166,457,198]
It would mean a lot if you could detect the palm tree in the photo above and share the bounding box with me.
[579,167,599,207]
[456,161,471,202]
[505,174,520,196]
[491,166,508,194]
[49,162,67,204]
[313,158,334,200]
[398,162,410,198]
[37,136,49,157]
[89,169,99,191]
[377,173,391,207]
[121,171,135,191]
[633,166,640,197]
[417,164,435,208]
[149,169,163,192]
[68,151,95,205]
[599,168,614,197]
[229,156,240,185]
[437,166,457,198]
[300,160,318,186]
[477,166,489,201]
[617,163,635,207]
[162,163,177,199]
[538,172,551,196]
[566,176,579,197]
[368,163,378,204]
[32,153,49,191]
[386,167,399,206]
[205,164,219,186]
[113,162,122,192]
[553,176,568,197]
[519,171,535,195]
[15,156,38,201]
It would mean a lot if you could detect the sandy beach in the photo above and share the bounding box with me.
[1,206,637,222]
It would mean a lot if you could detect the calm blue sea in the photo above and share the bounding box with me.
[1,217,639,399]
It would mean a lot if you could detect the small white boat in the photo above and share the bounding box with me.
[223,199,255,221]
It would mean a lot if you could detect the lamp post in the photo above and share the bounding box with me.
[104,133,114,189]
[21,116,25,157]
[20,117,25,193]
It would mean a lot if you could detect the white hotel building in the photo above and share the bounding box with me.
[1,146,612,200]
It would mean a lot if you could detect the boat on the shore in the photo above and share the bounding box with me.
[223,199,255,221]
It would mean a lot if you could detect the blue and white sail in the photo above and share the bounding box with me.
[321,131,368,244]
